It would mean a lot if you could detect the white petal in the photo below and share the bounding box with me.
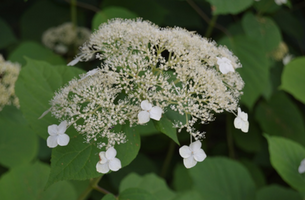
[87,68,99,76]
[48,125,58,136]
[47,135,58,148]
[138,111,150,124]
[106,147,117,160]
[234,117,243,129]
[38,107,52,119]
[179,146,192,158]
[141,100,152,111]
[57,134,70,146]
[298,159,305,174]
[217,57,234,74]
[67,56,81,66]
[149,106,162,121]
[57,121,67,134]
[109,158,122,171]
[241,121,249,133]
[183,156,197,169]
[193,149,207,162]
[189,140,202,151]
[96,162,109,174]
[98,152,108,164]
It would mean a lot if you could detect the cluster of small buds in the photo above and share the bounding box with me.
[42,22,91,55]
[0,55,21,111]
[47,18,248,171]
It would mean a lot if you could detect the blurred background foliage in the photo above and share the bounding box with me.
[0,0,305,199]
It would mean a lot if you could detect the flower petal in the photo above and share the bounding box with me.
[67,56,81,66]
[57,134,70,146]
[106,147,117,160]
[298,159,305,174]
[234,117,243,129]
[141,100,152,111]
[217,57,234,74]
[241,121,249,133]
[96,162,109,174]
[193,149,207,162]
[57,121,67,134]
[183,156,197,169]
[138,110,150,124]
[189,140,202,151]
[48,124,58,136]
[150,106,162,121]
[179,146,192,158]
[99,152,108,164]
[109,158,122,171]
[47,135,58,148]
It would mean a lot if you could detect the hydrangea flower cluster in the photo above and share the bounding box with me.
[46,19,248,171]
[42,22,91,55]
[0,55,21,111]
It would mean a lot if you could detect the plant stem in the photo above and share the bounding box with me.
[160,139,176,178]
[77,176,104,200]
[71,0,77,29]
[205,15,217,38]
[226,114,235,159]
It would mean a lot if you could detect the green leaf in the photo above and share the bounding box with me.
[265,135,305,193]
[120,173,176,200]
[119,188,157,200]
[0,162,77,200]
[256,184,303,200]
[15,58,85,139]
[153,115,179,145]
[281,57,305,104]
[242,12,282,52]
[189,157,256,200]
[47,124,140,187]
[92,7,137,30]
[255,92,305,147]
[0,106,38,168]
[253,0,280,14]
[219,35,269,109]
[135,120,159,136]
[240,159,266,189]
[204,0,253,15]
[175,190,203,200]
[172,164,193,191]
[102,194,117,200]
[0,17,17,49]
[8,41,65,66]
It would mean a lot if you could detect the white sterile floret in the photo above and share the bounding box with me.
[80,68,99,80]
[298,158,305,174]
[67,56,82,66]
[275,0,287,5]
[96,147,122,173]
[216,57,235,74]
[179,140,207,169]
[47,120,70,148]
[138,100,163,124]
[234,107,249,133]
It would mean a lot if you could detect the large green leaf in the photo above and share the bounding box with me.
[281,57,305,104]
[0,17,17,49]
[47,124,140,187]
[256,185,302,200]
[0,106,38,168]
[153,115,179,145]
[242,12,281,52]
[204,0,253,15]
[172,164,193,191]
[253,0,280,14]
[8,41,65,66]
[92,7,137,30]
[265,135,305,193]
[119,188,157,200]
[175,190,203,200]
[240,159,266,189]
[120,173,176,200]
[15,58,85,139]
[0,162,76,200]
[102,194,117,200]
[189,157,256,200]
[219,35,269,109]
[255,92,305,147]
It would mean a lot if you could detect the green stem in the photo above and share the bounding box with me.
[71,0,77,29]
[77,176,104,200]
[226,114,235,159]
[160,139,176,178]
[205,15,217,38]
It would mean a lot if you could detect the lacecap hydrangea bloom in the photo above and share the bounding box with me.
[0,55,21,111]
[47,19,248,171]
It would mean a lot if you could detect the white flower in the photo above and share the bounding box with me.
[67,56,81,66]
[216,57,235,74]
[234,107,249,133]
[138,100,163,124]
[283,54,293,65]
[275,0,287,5]
[298,158,305,174]
[80,68,99,80]
[96,147,122,173]
[47,120,70,148]
[179,140,207,169]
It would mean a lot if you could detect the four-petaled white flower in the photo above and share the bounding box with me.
[298,158,305,174]
[138,100,163,124]
[80,68,99,80]
[47,120,70,148]
[96,147,122,174]
[216,57,235,74]
[179,140,207,169]
[234,107,249,133]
